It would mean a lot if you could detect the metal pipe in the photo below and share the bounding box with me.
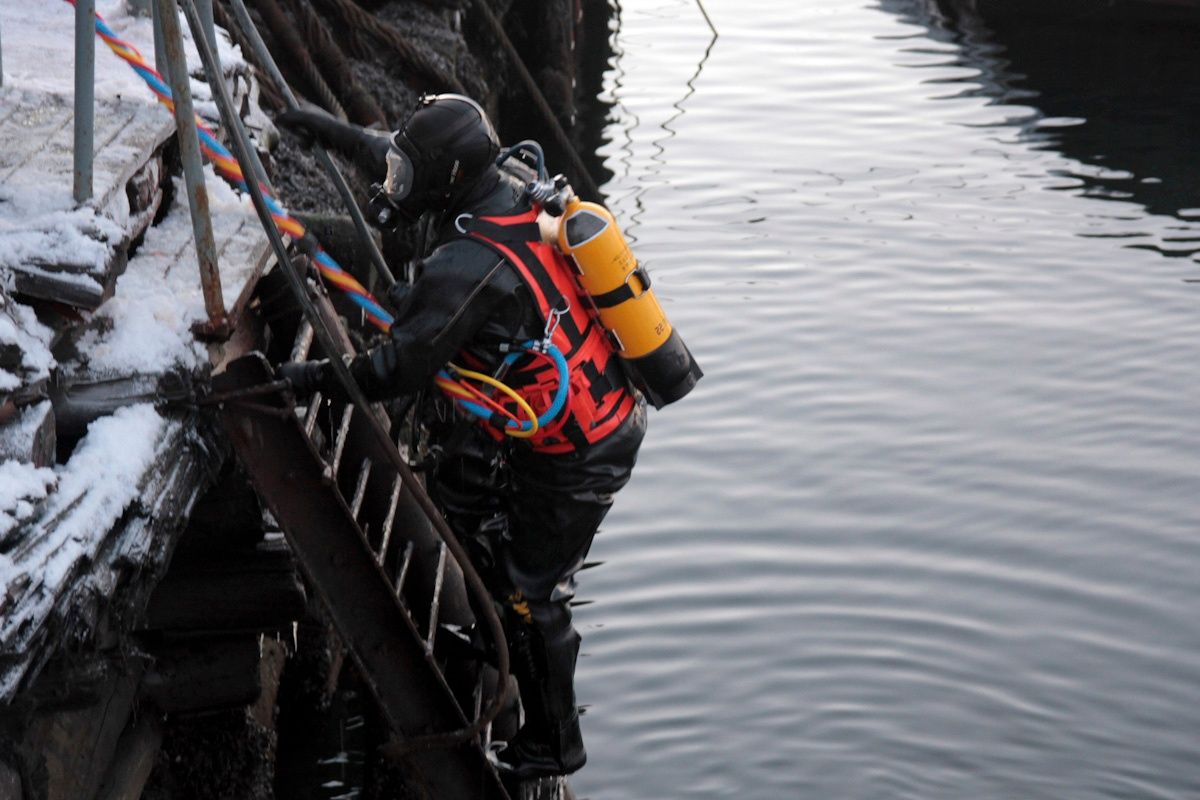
[150,0,169,83]
[156,0,228,334]
[73,0,96,204]
[195,0,221,74]
[177,0,508,747]
[227,0,395,289]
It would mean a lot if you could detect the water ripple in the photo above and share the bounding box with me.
[574,2,1200,799]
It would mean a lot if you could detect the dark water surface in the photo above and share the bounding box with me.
[571,2,1200,799]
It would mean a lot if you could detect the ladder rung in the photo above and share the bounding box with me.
[426,542,449,657]
[376,476,403,564]
[349,458,372,518]
[395,540,415,598]
[325,404,354,480]
[473,672,492,751]
[289,319,315,362]
[303,391,323,437]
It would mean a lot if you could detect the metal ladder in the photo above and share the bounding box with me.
[213,336,510,799]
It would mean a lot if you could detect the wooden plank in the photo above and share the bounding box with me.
[9,249,125,312]
[0,760,21,800]
[0,417,225,703]
[0,91,175,311]
[143,546,306,632]
[140,636,262,714]
[214,216,275,330]
[0,92,171,206]
[25,664,142,800]
[131,191,273,330]
[0,95,72,182]
[94,713,164,800]
[0,400,55,467]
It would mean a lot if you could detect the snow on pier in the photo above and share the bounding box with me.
[0,1,272,702]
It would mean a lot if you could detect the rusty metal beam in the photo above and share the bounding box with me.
[155,0,228,337]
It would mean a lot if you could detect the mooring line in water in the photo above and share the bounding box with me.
[697,0,719,37]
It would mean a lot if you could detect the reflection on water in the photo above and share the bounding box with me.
[572,2,1200,799]
[898,0,1200,254]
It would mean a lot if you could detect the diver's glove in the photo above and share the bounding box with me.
[386,280,412,309]
[275,109,391,177]
[277,359,332,400]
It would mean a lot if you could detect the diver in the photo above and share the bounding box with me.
[274,93,699,779]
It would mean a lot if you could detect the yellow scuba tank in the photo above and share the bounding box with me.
[554,197,702,409]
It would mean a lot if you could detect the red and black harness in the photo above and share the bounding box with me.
[456,208,637,454]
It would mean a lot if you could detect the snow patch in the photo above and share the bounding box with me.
[0,401,53,461]
[0,460,56,540]
[0,292,56,383]
[9,404,168,586]
[81,168,255,375]
[0,404,166,553]
[0,184,123,283]
[0,1,244,100]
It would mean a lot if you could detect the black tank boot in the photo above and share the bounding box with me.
[498,600,587,778]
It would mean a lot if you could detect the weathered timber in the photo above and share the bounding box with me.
[93,712,164,800]
[249,637,288,730]
[0,414,226,703]
[0,92,174,310]
[0,288,54,413]
[45,199,273,383]
[126,153,168,234]
[140,636,263,713]
[168,463,267,558]
[47,371,193,448]
[0,758,21,800]
[143,538,306,632]
[0,401,55,468]
[5,660,144,800]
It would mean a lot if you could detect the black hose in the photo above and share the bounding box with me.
[229,0,395,289]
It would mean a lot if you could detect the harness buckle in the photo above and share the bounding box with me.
[541,299,570,351]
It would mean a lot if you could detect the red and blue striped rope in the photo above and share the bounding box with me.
[68,0,395,330]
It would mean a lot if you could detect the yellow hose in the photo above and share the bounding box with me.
[444,364,540,438]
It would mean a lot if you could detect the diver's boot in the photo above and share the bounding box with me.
[497,599,587,778]
[498,708,586,779]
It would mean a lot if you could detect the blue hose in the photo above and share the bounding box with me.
[441,341,570,434]
[502,340,571,432]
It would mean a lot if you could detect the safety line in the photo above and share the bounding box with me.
[67,0,395,331]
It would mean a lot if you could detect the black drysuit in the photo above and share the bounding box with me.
[350,167,646,768]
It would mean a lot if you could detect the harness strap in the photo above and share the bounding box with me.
[459,216,542,244]
[454,207,635,452]
[591,266,652,309]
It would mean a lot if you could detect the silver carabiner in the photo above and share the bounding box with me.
[542,300,570,349]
